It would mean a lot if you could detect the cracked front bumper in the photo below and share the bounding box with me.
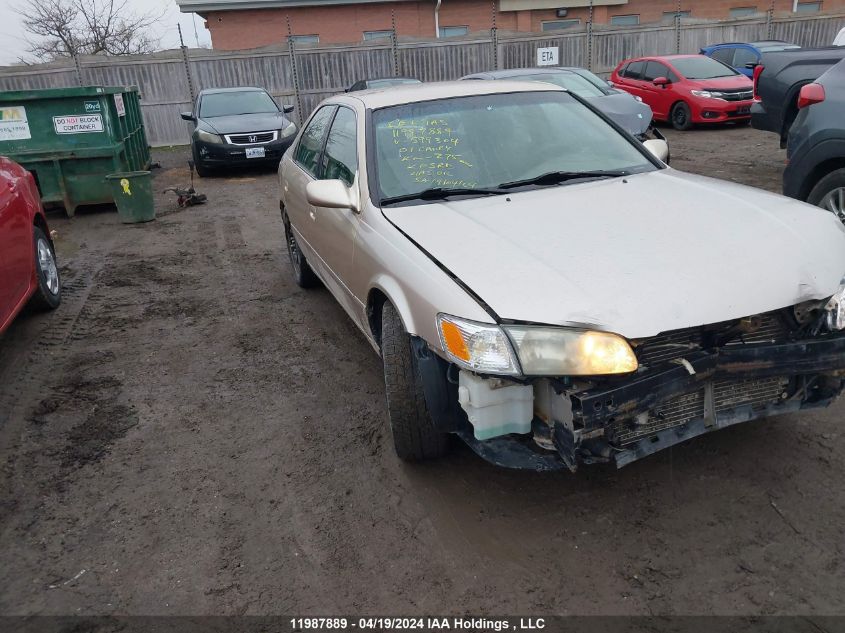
[452,335,845,471]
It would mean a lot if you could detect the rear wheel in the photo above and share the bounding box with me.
[381,302,449,461]
[29,226,61,311]
[808,168,845,225]
[671,101,693,131]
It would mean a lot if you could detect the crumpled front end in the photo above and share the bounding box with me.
[420,306,845,471]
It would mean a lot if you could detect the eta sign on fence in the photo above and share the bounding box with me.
[537,46,559,66]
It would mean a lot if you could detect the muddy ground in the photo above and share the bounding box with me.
[1,123,843,617]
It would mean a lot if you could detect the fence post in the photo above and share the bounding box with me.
[286,16,304,125]
[72,53,85,86]
[766,0,775,39]
[178,24,196,104]
[491,0,500,70]
[675,0,682,54]
[391,10,400,76]
[586,0,594,71]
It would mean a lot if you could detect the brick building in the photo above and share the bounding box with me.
[175,0,845,50]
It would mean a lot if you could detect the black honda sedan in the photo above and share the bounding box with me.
[181,87,297,176]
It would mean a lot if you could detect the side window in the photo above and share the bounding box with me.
[294,106,336,176]
[643,61,669,81]
[667,68,680,83]
[322,107,357,186]
[624,60,645,79]
[732,47,759,68]
[711,47,736,65]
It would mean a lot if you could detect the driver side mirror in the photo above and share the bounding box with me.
[306,179,359,212]
[283,104,295,113]
[180,111,196,121]
[643,139,670,163]
[652,76,670,87]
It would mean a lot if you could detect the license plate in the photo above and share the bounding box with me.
[737,106,750,114]
[246,147,265,159]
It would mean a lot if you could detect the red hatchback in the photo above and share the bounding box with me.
[0,156,61,335]
[610,54,754,130]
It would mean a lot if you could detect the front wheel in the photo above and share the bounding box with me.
[808,168,845,225]
[29,226,61,311]
[191,146,212,177]
[671,101,693,131]
[283,211,319,288]
[381,303,449,461]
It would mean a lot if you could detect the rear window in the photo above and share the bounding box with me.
[200,91,279,118]
[622,60,645,79]
[671,56,740,79]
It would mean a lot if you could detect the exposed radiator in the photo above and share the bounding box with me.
[610,376,788,446]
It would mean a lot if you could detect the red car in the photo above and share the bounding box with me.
[610,54,754,130]
[0,156,61,335]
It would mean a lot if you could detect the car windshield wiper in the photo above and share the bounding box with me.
[380,187,508,206]
[498,170,629,190]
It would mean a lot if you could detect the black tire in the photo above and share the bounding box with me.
[807,168,845,225]
[29,226,61,311]
[670,101,693,131]
[381,302,449,461]
[282,211,319,288]
[191,146,212,177]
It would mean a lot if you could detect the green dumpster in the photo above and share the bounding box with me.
[105,171,155,223]
[0,86,151,217]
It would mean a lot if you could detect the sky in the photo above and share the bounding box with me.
[0,0,212,65]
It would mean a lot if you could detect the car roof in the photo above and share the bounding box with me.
[199,87,266,95]
[463,67,577,79]
[333,79,564,109]
[363,77,419,82]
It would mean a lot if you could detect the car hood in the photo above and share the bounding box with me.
[382,170,845,339]
[202,112,291,134]
[586,92,653,136]
[688,74,753,90]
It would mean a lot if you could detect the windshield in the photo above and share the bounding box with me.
[371,91,657,202]
[570,68,613,92]
[200,91,279,117]
[670,56,739,79]
[515,72,605,98]
[368,78,422,89]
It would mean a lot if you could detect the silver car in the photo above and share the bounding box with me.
[278,81,845,471]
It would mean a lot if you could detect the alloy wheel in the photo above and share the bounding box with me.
[37,238,60,295]
[820,187,845,224]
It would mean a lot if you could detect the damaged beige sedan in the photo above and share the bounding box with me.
[278,81,845,471]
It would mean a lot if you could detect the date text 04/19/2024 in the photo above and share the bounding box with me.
[289,618,546,630]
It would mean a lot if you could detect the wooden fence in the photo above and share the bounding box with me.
[1,10,842,146]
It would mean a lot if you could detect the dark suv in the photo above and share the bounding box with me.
[784,59,845,223]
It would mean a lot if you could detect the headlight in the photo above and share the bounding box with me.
[691,90,724,99]
[436,314,639,377]
[196,129,222,143]
[437,314,520,376]
[505,326,638,376]
[825,278,845,331]
[280,121,297,138]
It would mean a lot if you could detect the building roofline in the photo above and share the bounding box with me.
[176,0,415,13]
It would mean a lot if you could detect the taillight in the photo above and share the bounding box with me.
[797,83,825,109]
[752,64,764,101]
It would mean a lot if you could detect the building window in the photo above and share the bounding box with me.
[438,25,468,37]
[289,34,319,44]
[610,14,640,26]
[541,19,581,30]
[363,30,392,40]
[796,1,821,11]
[729,7,759,17]
[662,10,691,22]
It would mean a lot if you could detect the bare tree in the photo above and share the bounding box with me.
[16,0,162,61]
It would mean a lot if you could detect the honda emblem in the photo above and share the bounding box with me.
[249,135,257,143]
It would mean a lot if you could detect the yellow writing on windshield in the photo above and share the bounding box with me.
[386,118,477,187]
